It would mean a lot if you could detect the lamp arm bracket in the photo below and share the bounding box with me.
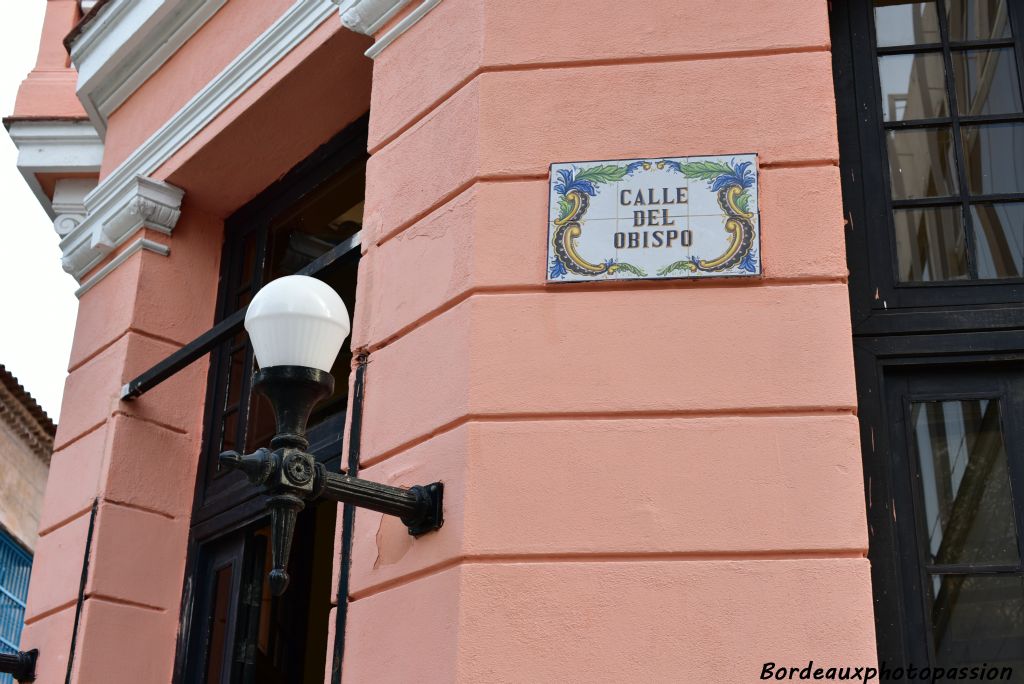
[315,464,443,537]
[218,450,443,537]
[0,649,38,682]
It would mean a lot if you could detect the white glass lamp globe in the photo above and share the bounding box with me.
[244,275,351,373]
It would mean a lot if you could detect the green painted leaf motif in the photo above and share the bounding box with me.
[736,191,751,214]
[557,198,571,221]
[679,160,735,181]
[574,164,629,184]
[614,262,647,277]
[657,260,698,276]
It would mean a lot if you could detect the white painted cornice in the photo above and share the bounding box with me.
[333,0,440,57]
[335,0,412,34]
[69,0,228,135]
[54,0,336,289]
[7,120,103,218]
[59,175,183,280]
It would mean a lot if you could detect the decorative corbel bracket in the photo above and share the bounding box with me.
[333,0,440,58]
[60,175,183,281]
[335,0,412,35]
[51,178,96,238]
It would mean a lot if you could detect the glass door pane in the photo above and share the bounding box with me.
[887,365,1024,677]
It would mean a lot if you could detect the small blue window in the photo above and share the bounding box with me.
[0,532,31,684]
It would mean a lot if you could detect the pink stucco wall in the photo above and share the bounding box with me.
[16,5,372,682]
[341,0,876,681]
[15,0,875,681]
[10,0,84,120]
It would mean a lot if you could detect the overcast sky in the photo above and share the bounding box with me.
[1,3,80,422]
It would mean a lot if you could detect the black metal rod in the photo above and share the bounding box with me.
[120,308,246,400]
[0,649,37,682]
[320,472,423,519]
[120,231,361,400]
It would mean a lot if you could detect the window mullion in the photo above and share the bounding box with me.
[937,0,981,279]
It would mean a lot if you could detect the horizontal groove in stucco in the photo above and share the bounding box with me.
[360,407,857,470]
[363,53,839,250]
[349,552,868,602]
[369,46,831,155]
[362,277,849,356]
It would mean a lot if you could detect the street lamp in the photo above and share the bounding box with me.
[218,275,443,596]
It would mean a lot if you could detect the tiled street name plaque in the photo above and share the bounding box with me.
[547,155,760,282]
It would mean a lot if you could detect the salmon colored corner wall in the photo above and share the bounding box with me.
[11,0,85,120]
[20,8,374,679]
[341,0,875,681]
[20,205,221,683]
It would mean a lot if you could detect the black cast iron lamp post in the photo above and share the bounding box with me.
[218,275,442,596]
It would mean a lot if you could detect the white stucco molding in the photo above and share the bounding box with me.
[52,178,98,239]
[60,175,183,280]
[69,0,228,135]
[75,237,171,298]
[56,0,335,286]
[7,120,103,218]
[335,0,412,34]
[333,0,440,57]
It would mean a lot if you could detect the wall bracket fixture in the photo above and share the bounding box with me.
[0,649,38,682]
[217,276,443,596]
[219,366,443,595]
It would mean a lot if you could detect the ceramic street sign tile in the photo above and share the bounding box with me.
[547,155,760,282]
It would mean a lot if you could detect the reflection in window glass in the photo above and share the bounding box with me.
[220,409,238,454]
[879,52,949,121]
[910,399,1018,565]
[947,0,1012,41]
[972,202,1024,278]
[930,574,1024,674]
[887,127,959,199]
[205,564,234,683]
[953,49,1024,117]
[875,0,941,47]
[894,207,969,280]
[962,123,1024,195]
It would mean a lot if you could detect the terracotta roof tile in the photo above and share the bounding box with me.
[0,365,56,462]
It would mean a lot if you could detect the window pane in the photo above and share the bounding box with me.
[972,202,1024,277]
[894,207,969,280]
[953,48,1024,117]
[220,409,238,455]
[205,565,234,683]
[962,123,1024,195]
[224,347,246,409]
[947,0,1012,41]
[875,0,941,47]
[910,399,1018,565]
[238,231,258,293]
[887,127,959,198]
[879,52,949,121]
[267,162,365,280]
[245,391,276,454]
[930,574,1024,673]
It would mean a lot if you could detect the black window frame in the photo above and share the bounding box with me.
[192,117,368,527]
[833,0,1024,677]
[839,0,1024,332]
[173,115,369,684]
